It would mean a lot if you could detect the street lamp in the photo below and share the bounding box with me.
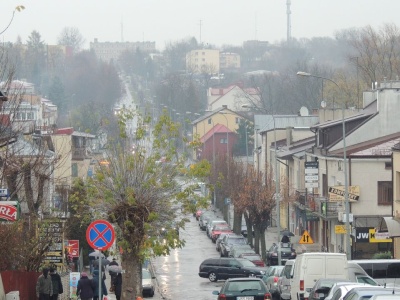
[242,104,281,265]
[297,71,351,259]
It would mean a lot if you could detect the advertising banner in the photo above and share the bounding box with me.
[69,272,81,299]
[0,201,20,221]
[328,186,360,202]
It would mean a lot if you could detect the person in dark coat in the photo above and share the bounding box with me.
[76,272,94,300]
[113,273,122,300]
[92,269,108,300]
[281,235,290,243]
[36,268,53,300]
[49,267,63,300]
[108,258,119,289]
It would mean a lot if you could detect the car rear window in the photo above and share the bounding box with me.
[226,280,264,292]
[228,237,246,244]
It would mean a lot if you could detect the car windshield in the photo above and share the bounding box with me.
[142,270,151,279]
[356,276,378,286]
[238,259,256,267]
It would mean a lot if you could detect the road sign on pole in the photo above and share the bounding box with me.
[86,220,115,251]
[299,230,314,244]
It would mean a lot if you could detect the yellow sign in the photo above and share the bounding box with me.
[328,186,360,202]
[335,225,347,234]
[299,230,314,244]
[46,251,62,256]
[369,229,393,243]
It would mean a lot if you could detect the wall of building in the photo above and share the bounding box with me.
[186,49,220,74]
[52,135,72,186]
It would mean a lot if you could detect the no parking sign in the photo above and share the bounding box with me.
[86,220,115,251]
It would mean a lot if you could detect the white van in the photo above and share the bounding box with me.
[290,253,348,300]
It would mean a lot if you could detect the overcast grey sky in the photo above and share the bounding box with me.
[2,0,400,51]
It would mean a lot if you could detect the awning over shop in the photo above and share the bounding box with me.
[381,217,400,237]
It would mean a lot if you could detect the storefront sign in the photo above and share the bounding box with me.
[43,222,64,265]
[328,186,360,202]
[355,227,370,243]
[369,228,392,243]
[0,201,20,221]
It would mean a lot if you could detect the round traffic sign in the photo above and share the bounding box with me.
[86,220,115,251]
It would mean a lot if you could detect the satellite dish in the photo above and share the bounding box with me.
[299,106,309,116]
[321,100,327,108]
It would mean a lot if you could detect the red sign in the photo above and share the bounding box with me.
[86,220,115,251]
[0,201,19,221]
[67,240,80,257]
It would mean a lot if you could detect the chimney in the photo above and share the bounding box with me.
[222,105,228,109]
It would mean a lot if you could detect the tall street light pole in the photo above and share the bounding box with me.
[297,71,351,260]
[242,104,281,265]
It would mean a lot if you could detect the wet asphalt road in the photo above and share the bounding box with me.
[151,211,225,300]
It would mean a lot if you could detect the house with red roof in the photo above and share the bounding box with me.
[207,84,261,111]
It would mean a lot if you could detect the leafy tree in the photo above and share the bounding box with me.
[57,27,85,52]
[88,109,209,299]
[233,119,254,156]
[48,76,66,112]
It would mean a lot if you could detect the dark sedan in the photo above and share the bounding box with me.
[266,242,296,266]
[212,277,272,300]
[199,257,268,282]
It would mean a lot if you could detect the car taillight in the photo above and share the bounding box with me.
[274,276,279,282]
[218,294,227,300]
[264,292,272,300]
[300,280,304,291]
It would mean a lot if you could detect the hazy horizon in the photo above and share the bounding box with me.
[2,0,400,51]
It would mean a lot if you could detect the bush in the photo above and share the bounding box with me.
[372,251,392,259]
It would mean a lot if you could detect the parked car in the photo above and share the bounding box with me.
[206,219,228,238]
[142,268,155,297]
[199,211,216,230]
[212,277,272,300]
[266,242,296,266]
[229,244,255,258]
[325,283,372,300]
[342,286,400,300]
[308,278,349,300]
[220,234,248,257]
[239,253,265,267]
[216,232,231,252]
[198,257,268,282]
[262,265,285,299]
[347,262,379,286]
[278,259,295,300]
[195,209,204,220]
[211,224,232,243]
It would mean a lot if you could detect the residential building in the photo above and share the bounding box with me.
[198,124,237,161]
[191,106,247,161]
[220,52,240,70]
[207,84,260,111]
[52,127,96,189]
[391,143,400,258]
[186,49,220,74]
[90,38,156,62]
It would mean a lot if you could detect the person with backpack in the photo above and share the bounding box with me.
[49,267,63,300]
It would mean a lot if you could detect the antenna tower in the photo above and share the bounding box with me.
[286,0,291,42]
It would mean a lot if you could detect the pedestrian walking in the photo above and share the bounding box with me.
[76,272,94,300]
[49,267,63,300]
[113,273,122,300]
[92,269,108,300]
[108,258,119,290]
[36,268,53,300]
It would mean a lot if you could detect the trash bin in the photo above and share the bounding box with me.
[6,291,20,300]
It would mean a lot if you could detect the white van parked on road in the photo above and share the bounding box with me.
[290,253,348,300]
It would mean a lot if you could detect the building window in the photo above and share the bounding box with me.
[208,118,212,125]
[220,138,227,144]
[235,117,239,124]
[377,181,392,205]
[202,58,205,62]
[72,163,78,177]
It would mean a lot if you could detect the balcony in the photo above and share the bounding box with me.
[294,190,340,219]
[72,147,88,161]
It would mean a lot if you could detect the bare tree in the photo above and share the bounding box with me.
[57,27,85,52]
